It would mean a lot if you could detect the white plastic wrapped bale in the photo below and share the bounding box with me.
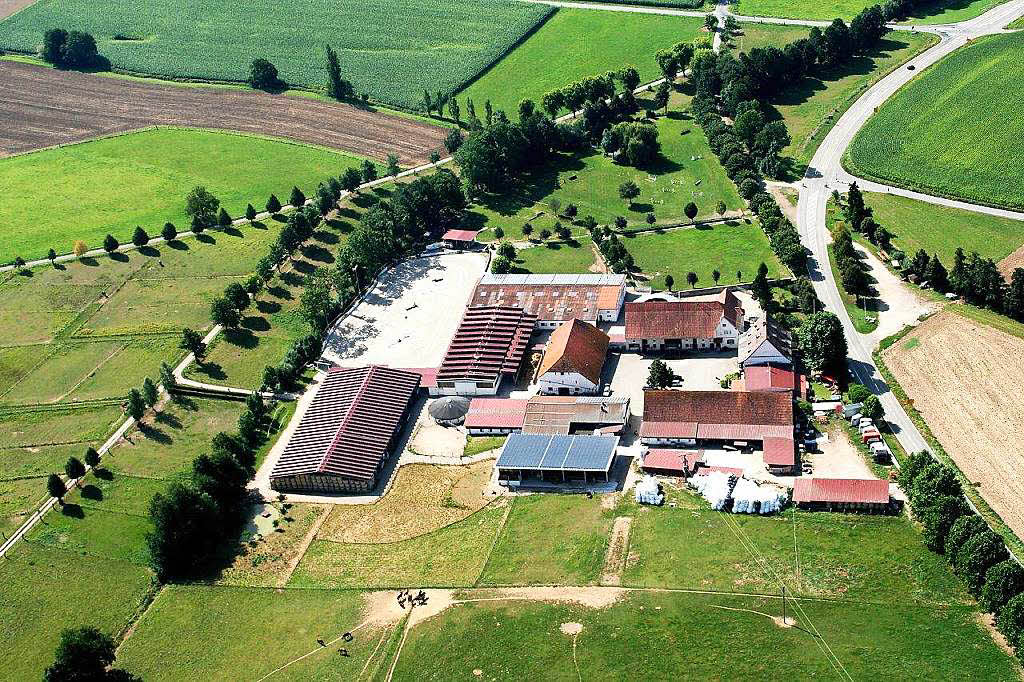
[635,476,664,506]
[692,471,731,511]
[732,478,787,514]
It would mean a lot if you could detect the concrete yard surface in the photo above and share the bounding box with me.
[322,252,487,369]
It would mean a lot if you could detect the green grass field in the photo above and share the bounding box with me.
[0,127,367,263]
[480,495,612,585]
[735,0,1004,20]
[847,32,1024,209]
[392,591,1017,680]
[510,236,599,275]
[862,191,1024,265]
[0,0,551,110]
[625,219,787,289]
[459,10,703,116]
[467,104,744,239]
[117,585,393,681]
[0,542,154,681]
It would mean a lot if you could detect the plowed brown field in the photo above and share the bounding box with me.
[0,0,35,20]
[0,60,446,164]
[884,310,1024,538]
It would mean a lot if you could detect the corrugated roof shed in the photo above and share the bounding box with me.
[496,433,618,472]
[442,229,478,242]
[642,449,703,474]
[792,478,890,504]
[522,395,630,435]
[762,436,795,466]
[744,365,797,393]
[538,319,609,385]
[436,306,536,384]
[464,398,529,429]
[271,366,420,482]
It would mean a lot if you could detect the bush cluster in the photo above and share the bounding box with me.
[591,225,634,274]
[41,28,100,69]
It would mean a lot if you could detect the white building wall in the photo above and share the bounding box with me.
[537,371,598,395]
[429,378,500,397]
[742,342,790,367]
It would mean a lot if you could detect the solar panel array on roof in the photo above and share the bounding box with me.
[496,433,618,472]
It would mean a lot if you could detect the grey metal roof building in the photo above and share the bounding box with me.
[496,433,619,483]
[270,366,420,494]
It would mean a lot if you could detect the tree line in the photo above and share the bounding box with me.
[899,451,1024,651]
[146,391,275,580]
[842,184,1024,323]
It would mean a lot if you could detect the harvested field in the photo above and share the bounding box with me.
[0,60,446,163]
[883,310,1024,539]
[317,462,493,544]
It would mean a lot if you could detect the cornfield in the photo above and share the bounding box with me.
[0,0,553,110]
[847,32,1024,210]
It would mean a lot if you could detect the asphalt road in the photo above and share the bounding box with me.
[796,0,1024,457]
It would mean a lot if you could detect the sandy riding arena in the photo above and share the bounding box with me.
[883,310,1024,537]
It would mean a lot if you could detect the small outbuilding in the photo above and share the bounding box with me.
[441,229,479,249]
[496,433,619,485]
[428,396,471,426]
[792,477,896,513]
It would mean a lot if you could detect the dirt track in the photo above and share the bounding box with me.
[0,60,446,164]
[883,310,1024,538]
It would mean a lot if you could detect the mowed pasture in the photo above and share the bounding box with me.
[468,101,745,242]
[392,590,1017,680]
[883,309,1024,541]
[0,127,368,262]
[848,32,1024,209]
[862,191,1024,267]
[626,219,787,290]
[735,0,1000,21]
[0,0,553,109]
[459,10,703,116]
[0,218,287,411]
[117,585,396,681]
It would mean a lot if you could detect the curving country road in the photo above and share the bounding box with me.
[797,0,1024,456]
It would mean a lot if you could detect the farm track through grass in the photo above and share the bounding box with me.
[847,32,1024,210]
[0,0,553,110]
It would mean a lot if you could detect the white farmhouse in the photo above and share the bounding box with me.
[536,319,609,396]
[622,289,744,353]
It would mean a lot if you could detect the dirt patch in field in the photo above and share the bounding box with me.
[883,310,1024,538]
[600,517,632,586]
[0,60,446,164]
[998,243,1024,280]
[0,0,35,20]
[316,461,492,543]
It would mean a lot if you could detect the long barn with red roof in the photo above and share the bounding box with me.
[270,366,421,494]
